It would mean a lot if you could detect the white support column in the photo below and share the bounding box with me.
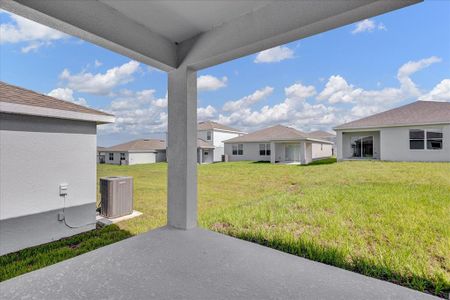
[167,67,197,230]
[270,142,276,164]
[299,142,306,164]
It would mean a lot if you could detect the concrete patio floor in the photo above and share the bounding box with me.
[0,227,437,300]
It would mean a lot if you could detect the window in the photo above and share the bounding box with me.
[109,153,114,161]
[259,143,271,156]
[232,144,238,155]
[232,144,243,155]
[350,136,373,158]
[238,144,244,155]
[206,131,212,141]
[427,129,443,150]
[321,144,323,151]
[120,153,126,160]
[410,129,443,150]
[409,129,424,149]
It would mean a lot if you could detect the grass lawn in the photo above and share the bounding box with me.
[1,159,449,297]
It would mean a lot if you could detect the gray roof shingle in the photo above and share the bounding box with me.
[0,81,112,116]
[335,101,450,130]
[197,120,243,132]
[224,125,326,143]
[102,138,214,152]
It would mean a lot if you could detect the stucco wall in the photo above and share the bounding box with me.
[339,130,381,160]
[225,141,330,163]
[0,113,97,254]
[380,125,450,162]
[103,151,128,165]
[312,143,333,159]
[128,152,156,165]
[224,142,271,161]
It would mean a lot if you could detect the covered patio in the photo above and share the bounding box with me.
[0,0,432,299]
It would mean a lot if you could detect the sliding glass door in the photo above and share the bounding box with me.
[351,136,373,158]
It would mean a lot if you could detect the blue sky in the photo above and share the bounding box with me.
[1,1,449,146]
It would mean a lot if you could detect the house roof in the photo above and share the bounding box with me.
[308,130,336,139]
[102,138,214,152]
[334,101,450,130]
[197,120,243,133]
[102,139,167,152]
[0,81,114,123]
[224,125,331,144]
[197,138,215,149]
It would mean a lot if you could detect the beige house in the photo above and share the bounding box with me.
[99,138,214,165]
[335,101,450,162]
[224,125,333,164]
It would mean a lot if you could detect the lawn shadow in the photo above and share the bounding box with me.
[0,224,133,282]
[252,161,271,164]
[301,157,337,167]
[226,230,448,298]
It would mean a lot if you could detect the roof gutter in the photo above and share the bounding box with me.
[0,102,115,124]
[334,121,450,131]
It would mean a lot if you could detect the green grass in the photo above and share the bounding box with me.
[1,160,449,297]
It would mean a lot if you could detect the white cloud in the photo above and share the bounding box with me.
[59,60,140,95]
[94,60,102,67]
[352,19,387,34]
[285,83,316,100]
[197,75,228,92]
[317,75,362,104]
[198,105,217,120]
[99,89,167,135]
[421,79,450,102]
[218,83,327,131]
[222,86,273,112]
[317,56,442,119]
[215,56,446,132]
[254,46,294,63]
[48,88,88,106]
[0,11,68,52]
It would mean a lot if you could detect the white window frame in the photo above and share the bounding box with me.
[120,152,126,160]
[409,128,443,151]
[206,131,212,141]
[259,143,271,156]
[238,144,244,155]
[109,153,114,161]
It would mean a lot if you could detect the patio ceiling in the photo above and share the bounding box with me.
[1,0,420,71]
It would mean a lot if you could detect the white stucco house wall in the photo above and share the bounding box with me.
[197,121,245,162]
[309,130,336,156]
[334,101,450,162]
[0,81,114,255]
[224,125,333,164]
[99,138,214,165]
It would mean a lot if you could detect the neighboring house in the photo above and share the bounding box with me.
[309,130,336,155]
[99,138,214,165]
[334,101,450,162]
[0,81,114,255]
[197,121,245,162]
[224,125,333,164]
[100,139,167,165]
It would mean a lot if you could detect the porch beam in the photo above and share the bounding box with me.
[270,142,276,164]
[167,67,197,229]
[1,0,177,72]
